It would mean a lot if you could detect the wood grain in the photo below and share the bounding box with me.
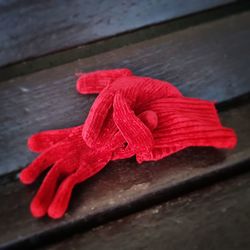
[1,11,250,175]
[0,0,236,67]
[0,10,250,249]
[45,172,250,250]
[0,101,249,249]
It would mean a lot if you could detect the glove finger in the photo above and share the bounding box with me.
[92,108,159,153]
[47,171,77,219]
[138,110,158,131]
[82,88,115,147]
[30,158,78,218]
[111,110,158,160]
[19,141,72,184]
[113,92,154,154]
[76,68,133,94]
[90,111,118,149]
[48,154,110,219]
[28,126,81,153]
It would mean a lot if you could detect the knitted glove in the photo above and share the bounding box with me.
[20,68,237,219]
[19,69,131,219]
[19,126,111,219]
[113,94,237,162]
[77,69,182,156]
[77,69,237,162]
[20,111,157,219]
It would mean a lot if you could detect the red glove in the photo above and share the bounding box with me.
[77,69,237,162]
[20,68,237,219]
[20,112,157,219]
[77,69,182,157]
[19,126,112,219]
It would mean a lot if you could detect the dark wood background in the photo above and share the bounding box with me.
[0,1,249,249]
[0,0,235,67]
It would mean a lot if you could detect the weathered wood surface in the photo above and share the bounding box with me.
[1,11,250,175]
[0,6,250,250]
[45,172,250,250]
[0,101,249,249]
[1,1,248,84]
[0,0,236,67]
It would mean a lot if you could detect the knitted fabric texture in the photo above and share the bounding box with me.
[20,68,237,219]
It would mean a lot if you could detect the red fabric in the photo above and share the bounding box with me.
[20,111,158,219]
[20,68,237,219]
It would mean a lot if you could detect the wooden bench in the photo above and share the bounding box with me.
[0,1,250,249]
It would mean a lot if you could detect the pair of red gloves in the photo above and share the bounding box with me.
[19,69,237,219]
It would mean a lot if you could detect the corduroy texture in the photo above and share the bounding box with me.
[20,111,158,219]
[20,68,237,219]
[77,69,236,162]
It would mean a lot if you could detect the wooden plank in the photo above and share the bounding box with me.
[1,11,250,175]
[1,1,248,83]
[44,172,250,250]
[0,101,249,249]
[0,0,236,67]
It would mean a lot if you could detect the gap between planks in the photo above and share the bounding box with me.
[43,171,250,250]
